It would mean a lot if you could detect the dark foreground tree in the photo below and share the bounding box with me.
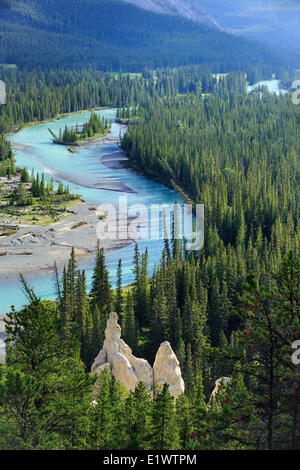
[210,252,300,450]
[0,286,95,449]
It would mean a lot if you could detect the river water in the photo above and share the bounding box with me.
[248,79,287,95]
[0,78,285,315]
[0,109,181,315]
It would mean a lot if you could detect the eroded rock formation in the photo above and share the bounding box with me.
[91,312,153,391]
[153,341,185,398]
[91,312,184,397]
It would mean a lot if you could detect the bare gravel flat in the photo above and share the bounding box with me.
[0,201,135,282]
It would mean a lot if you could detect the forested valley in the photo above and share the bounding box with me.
[0,0,294,72]
[0,64,299,450]
[1,239,299,450]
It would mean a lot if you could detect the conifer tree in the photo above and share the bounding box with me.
[214,252,300,449]
[90,370,128,450]
[176,393,192,449]
[90,241,111,316]
[115,259,123,318]
[131,382,152,449]
[2,294,94,449]
[121,291,137,350]
[149,383,180,450]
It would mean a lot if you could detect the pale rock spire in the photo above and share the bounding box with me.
[91,312,184,397]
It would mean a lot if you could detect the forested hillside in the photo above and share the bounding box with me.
[0,66,299,450]
[200,0,300,57]
[0,69,147,133]
[122,0,221,28]
[0,65,290,135]
[0,0,293,71]
[1,232,299,449]
[122,74,300,355]
[0,0,299,447]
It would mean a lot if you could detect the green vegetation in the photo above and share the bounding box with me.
[0,0,292,73]
[81,112,110,140]
[0,136,16,177]
[0,25,299,448]
[49,126,78,146]
[0,243,299,449]
[50,112,111,146]
[116,107,138,124]
[0,290,95,449]
[0,69,146,135]
[122,83,300,306]
[0,67,257,136]
[0,167,80,225]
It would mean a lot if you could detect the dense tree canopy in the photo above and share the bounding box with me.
[0,0,293,72]
[0,57,299,450]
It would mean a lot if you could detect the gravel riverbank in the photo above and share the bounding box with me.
[0,200,135,282]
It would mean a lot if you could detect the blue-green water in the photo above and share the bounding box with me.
[248,79,287,95]
[0,109,181,314]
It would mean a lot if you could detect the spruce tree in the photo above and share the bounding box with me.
[149,383,180,450]
[115,259,123,318]
[121,291,137,350]
[90,241,112,316]
[2,295,94,449]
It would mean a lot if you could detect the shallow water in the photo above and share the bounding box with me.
[0,109,181,314]
[248,79,287,95]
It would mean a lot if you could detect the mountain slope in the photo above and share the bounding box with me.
[122,0,220,29]
[199,0,300,55]
[0,0,291,72]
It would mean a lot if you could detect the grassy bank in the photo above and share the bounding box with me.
[0,173,83,228]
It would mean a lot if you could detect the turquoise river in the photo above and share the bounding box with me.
[0,108,181,315]
[0,79,285,315]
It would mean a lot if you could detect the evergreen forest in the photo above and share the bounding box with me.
[0,3,299,451]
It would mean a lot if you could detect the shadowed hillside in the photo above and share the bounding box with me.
[0,0,293,71]
[200,0,300,56]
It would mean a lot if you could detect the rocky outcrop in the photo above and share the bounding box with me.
[91,312,184,397]
[153,341,185,398]
[91,312,153,391]
[209,377,231,403]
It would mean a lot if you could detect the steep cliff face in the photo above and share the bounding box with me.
[122,0,220,29]
[91,312,185,398]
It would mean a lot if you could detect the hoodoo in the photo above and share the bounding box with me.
[91,312,185,398]
[153,341,185,398]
